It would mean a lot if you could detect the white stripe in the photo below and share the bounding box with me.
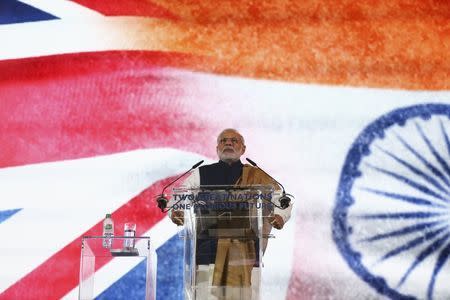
[17,0,103,19]
[0,17,172,60]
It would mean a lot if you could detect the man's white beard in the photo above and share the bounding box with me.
[219,151,240,163]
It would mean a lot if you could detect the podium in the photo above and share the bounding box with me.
[173,185,278,300]
[78,236,156,300]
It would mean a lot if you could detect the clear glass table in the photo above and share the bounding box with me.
[79,236,155,300]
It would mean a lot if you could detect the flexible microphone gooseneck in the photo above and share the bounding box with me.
[156,160,204,212]
[245,158,292,209]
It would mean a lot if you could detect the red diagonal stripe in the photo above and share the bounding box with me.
[0,51,216,168]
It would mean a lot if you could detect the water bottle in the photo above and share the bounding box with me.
[123,223,136,249]
[102,213,114,248]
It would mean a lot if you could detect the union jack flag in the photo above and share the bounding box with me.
[1,1,450,299]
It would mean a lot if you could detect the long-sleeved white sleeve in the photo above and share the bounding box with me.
[273,194,293,223]
[268,182,293,223]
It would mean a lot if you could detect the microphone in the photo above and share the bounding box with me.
[156,160,204,212]
[245,158,292,209]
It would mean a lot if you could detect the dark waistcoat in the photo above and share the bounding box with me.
[196,160,244,264]
[198,160,243,186]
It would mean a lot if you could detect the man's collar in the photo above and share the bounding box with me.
[218,159,243,167]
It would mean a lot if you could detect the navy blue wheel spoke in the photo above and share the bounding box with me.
[397,233,450,288]
[375,144,450,196]
[359,220,445,243]
[359,187,448,208]
[364,162,448,203]
[395,133,450,190]
[427,242,450,300]
[440,119,450,162]
[415,122,450,187]
[356,211,446,220]
[377,226,448,263]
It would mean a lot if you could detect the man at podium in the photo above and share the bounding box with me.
[169,128,292,299]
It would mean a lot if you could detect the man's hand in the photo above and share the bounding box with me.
[269,214,284,229]
[171,210,184,226]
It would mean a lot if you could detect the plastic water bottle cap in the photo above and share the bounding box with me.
[106,213,111,218]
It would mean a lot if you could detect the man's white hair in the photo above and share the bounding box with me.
[216,128,245,145]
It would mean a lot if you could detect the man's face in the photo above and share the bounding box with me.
[216,131,246,163]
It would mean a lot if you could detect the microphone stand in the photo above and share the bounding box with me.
[245,158,292,209]
[156,160,204,212]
